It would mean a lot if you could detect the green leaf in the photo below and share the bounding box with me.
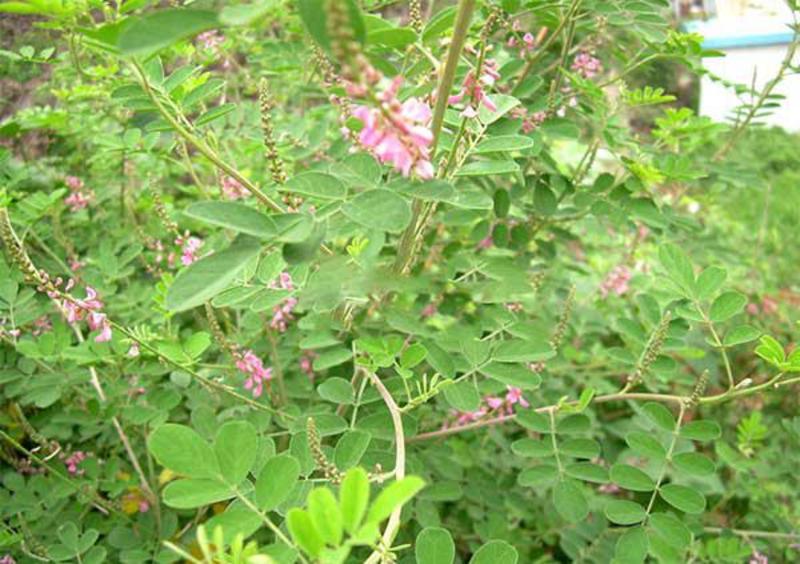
[312,347,353,371]
[296,0,365,52]
[473,135,534,154]
[610,463,656,491]
[342,189,412,233]
[511,438,554,458]
[481,362,541,390]
[214,421,257,485]
[443,380,481,412]
[516,410,551,433]
[648,512,692,550]
[317,377,355,404]
[455,160,520,177]
[565,462,608,483]
[162,478,234,509]
[615,526,648,563]
[672,452,715,476]
[148,424,219,479]
[287,508,324,558]
[492,339,555,363]
[680,420,721,441]
[183,201,277,239]
[340,467,370,534]
[366,476,426,524]
[415,527,455,564]
[307,487,343,547]
[695,266,727,301]
[560,438,601,459]
[605,500,647,525]
[557,414,591,434]
[400,343,427,369]
[469,540,518,564]
[367,26,417,48]
[219,1,277,25]
[166,236,261,312]
[658,244,695,296]
[518,465,559,487]
[118,9,219,57]
[754,335,786,366]
[255,454,300,510]
[553,479,588,522]
[642,402,675,431]
[282,172,347,200]
[534,183,557,215]
[334,430,371,470]
[626,431,667,460]
[709,291,747,322]
[723,324,761,346]
[659,484,706,514]
[394,179,455,202]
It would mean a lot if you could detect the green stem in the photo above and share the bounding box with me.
[129,61,285,212]
[644,403,685,518]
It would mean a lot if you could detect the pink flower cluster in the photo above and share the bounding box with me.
[448,59,501,117]
[175,233,203,266]
[197,30,225,51]
[442,386,529,430]
[269,272,298,332]
[508,31,539,58]
[0,554,16,564]
[747,295,779,317]
[299,352,316,378]
[64,175,93,212]
[599,265,632,298]
[221,175,250,200]
[512,107,547,133]
[42,277,112,343]
[350,77,435,179]
[64,451,87,475]
[571,52,602,79]
[235,350,272,398]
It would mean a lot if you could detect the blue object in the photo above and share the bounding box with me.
[683,19,793,49]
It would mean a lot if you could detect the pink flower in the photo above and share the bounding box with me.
[221,176,249,200]
[521,110,547,133]
[64,191,92,212]
[299,353,316,378]
[746,303,760,316]
[350,90,435,179]
[127,342,140,357]
[749,551,768,564]
[448,59,500,115]
[523,32,535,48]
[138,500,150,513]
[32,315,52,336]
[269,272,298,332]
[0,554,16,564]
[64,451,87,475]
[65,176,83,190]
[486,397,504,410]
[600,265,632,298]
[477,235,493,250]
[505,386,529,408]
[421,302,438,318]
[571,52,602,79]
[179,237,203,266]
[761,296,778,315]
[197,30,225,51]
[235,350,272,398]
[505,302,523,313]
[87,312,112,343]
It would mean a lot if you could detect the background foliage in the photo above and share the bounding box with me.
[1,0,799,563]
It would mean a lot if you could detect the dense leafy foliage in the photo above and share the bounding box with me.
[1,1,799,563]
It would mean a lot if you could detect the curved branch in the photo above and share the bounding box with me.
[363,369,406,564]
